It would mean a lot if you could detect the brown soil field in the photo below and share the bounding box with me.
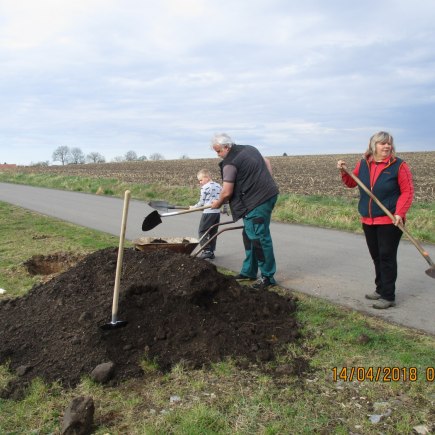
[4,152,435,202]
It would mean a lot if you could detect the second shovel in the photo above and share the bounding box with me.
[142,205,211,231]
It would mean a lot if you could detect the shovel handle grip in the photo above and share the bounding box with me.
[340,165,434,267]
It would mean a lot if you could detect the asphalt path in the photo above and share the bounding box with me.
[1,182,434,335]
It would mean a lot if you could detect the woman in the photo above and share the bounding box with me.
[337,131,414,309]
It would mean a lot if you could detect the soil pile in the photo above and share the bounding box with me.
[0,248,299,399]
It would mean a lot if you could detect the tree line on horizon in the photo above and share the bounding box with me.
[30,146,176,167]
[27,146,291,167]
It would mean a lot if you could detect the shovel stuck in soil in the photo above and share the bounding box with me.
[142,205,211,231]
[101,190,131,330]
[340,165,435,279]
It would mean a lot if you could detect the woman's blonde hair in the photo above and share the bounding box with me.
[365,131,395,158]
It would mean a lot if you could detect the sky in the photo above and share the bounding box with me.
[1,0,435,165]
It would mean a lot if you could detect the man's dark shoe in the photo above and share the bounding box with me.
[365,292,382,300]
[234,274,256,281]
[198,251,215,260]
[251,276,274,290]
[373,299,396,309]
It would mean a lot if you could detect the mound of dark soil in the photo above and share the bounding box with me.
[0,248,299,399]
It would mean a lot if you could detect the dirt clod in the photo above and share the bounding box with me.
[0,248,300,399]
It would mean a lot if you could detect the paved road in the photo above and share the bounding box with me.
[1,182,434,335]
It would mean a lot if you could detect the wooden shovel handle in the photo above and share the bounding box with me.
[111,190,131,322]
[340,165,434,267]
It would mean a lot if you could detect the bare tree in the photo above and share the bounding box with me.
[70,147,85,164]
[52,146,71,165]
[86,152,106,163]
[125,150,138,161]
[149,153,164,161]
[112,156,125,162]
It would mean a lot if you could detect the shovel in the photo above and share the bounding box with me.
[148,200,189,211]
[341,165,435,278]
[142,205,211,231]
[101,190,131,330]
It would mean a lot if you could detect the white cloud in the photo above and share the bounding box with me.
[0,0,434,164]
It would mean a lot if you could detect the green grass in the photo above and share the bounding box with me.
[0,204,434,433]
[0,202,124,297]
[275,193,435,242]
[1,172,434,243]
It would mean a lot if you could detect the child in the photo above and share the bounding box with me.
[190,169,223,259]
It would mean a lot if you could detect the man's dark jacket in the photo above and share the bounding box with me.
[219,144,279,221]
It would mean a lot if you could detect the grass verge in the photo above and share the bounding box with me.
[0,202,124,297]
[0,203,434,433]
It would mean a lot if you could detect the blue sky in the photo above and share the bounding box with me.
[1,0,435,165]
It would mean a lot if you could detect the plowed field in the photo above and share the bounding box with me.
[3,152,434,202]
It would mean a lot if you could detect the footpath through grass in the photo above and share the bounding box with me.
[0,172,434,243]
[0,203,434,434]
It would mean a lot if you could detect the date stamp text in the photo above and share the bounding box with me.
[332,367,434,382]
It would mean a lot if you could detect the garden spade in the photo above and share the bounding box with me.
[101,190,131,330]
[148,200,188,211]
[142,205,211,231]
[341,165,435,279]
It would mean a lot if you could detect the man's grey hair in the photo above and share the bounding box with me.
[210,133,234,147]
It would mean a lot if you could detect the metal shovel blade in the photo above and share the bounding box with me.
[142,210,162,231]
[426,266,435,279]
[100,319,128,330]
[148,200,188,211]
[142,205,211,231]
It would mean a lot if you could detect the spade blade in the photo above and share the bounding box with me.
[142,210,162,231]
[425,266,435,279]
[100,320,128,330]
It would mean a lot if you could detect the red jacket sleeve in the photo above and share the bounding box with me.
[395,162,414,218]
[341,161,361,188]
